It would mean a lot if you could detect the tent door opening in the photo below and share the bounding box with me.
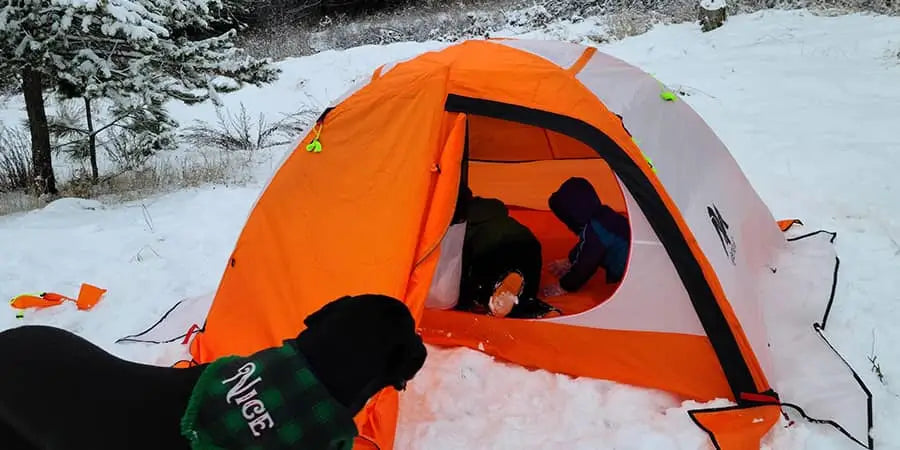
[424,105,633,319]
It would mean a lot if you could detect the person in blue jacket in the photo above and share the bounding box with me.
[543,177,630,297]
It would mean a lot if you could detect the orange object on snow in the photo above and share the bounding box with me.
[73,283,106,310]
[9,293,69,309]
[10,283,106,312]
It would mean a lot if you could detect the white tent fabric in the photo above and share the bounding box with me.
[760,229,872,447]
[545,177,704,335]
[570,46,786,373]
[116,293,214,344]
[424,222,467,310]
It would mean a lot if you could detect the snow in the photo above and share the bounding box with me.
[701,0,727,10]
[3,8,900,450]
[41,197,105,211]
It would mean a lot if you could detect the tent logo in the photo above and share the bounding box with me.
[708,204,736,265]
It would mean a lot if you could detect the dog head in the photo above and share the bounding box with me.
[290,294,427,415]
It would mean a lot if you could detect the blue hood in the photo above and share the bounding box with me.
[548,177,602,234]
[549,177,630,239]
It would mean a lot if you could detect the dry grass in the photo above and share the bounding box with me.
[0,192,43,216]
[57,150,257,201]
[0,149,261,217]
[237,0,898,61]
[180,102,317,153]
[0,126,33,193]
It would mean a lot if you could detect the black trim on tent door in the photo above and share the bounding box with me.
[451,115,471,225]
[115,297,206,344]
[445,94,760,402]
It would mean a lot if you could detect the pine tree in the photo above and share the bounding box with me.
[0,0,280,193]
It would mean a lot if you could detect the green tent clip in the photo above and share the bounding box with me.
[650,73,677,102]
[630,136,656,173]
[306,123,324,153]
[645,155,657,173]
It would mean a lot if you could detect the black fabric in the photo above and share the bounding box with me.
[0,325,205,450]
[548,177,630,239]
[549,177,602,234]
[317,106,336,123]
[450,117,471,225]
[445,94,759,401]
[0,295,427,450]
[456,195,544,316]
[506,297,561,319]
[0,415,33,450]
[291,294,427,414]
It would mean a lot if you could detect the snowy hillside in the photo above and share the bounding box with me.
[2,9,900,450]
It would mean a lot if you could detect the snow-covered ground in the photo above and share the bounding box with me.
[2,8,900,450]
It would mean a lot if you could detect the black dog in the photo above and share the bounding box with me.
[0,294,426,450]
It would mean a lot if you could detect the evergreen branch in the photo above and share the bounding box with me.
[51,123,89,136]
[91,110,140,137]
[51,138,85,151]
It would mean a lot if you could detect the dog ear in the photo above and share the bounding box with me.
[303,295,353,329]
[387,333,427,391]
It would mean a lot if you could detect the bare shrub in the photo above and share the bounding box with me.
[1,102,288,216]
[237,0,514,59]
[181,102,317,153]
[237,25,316,59]
[0,191,42,216]
[305,6,506,53]
[0,84,17,97]
[173,152,254,187]
[0,126,33,193]
[52,149,257,205]
[604,10,658,40]
[104,129,155,172]
[60,168,99,199]
[238,0,898,61]
[0,70,18,97]
[134,151,255,192]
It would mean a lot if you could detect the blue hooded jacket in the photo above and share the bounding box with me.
[548,177,630,291]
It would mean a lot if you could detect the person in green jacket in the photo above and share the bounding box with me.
[455,186,560,319]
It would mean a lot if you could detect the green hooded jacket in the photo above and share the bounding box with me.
[181,343,359,450]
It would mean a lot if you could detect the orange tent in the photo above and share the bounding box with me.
[181,39,872,449]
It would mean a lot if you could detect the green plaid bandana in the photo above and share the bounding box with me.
[181,343,358,450]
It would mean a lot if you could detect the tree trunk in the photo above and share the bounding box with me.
[85,97,99,182]
[21,67,57,195]
[699,0,727,32]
